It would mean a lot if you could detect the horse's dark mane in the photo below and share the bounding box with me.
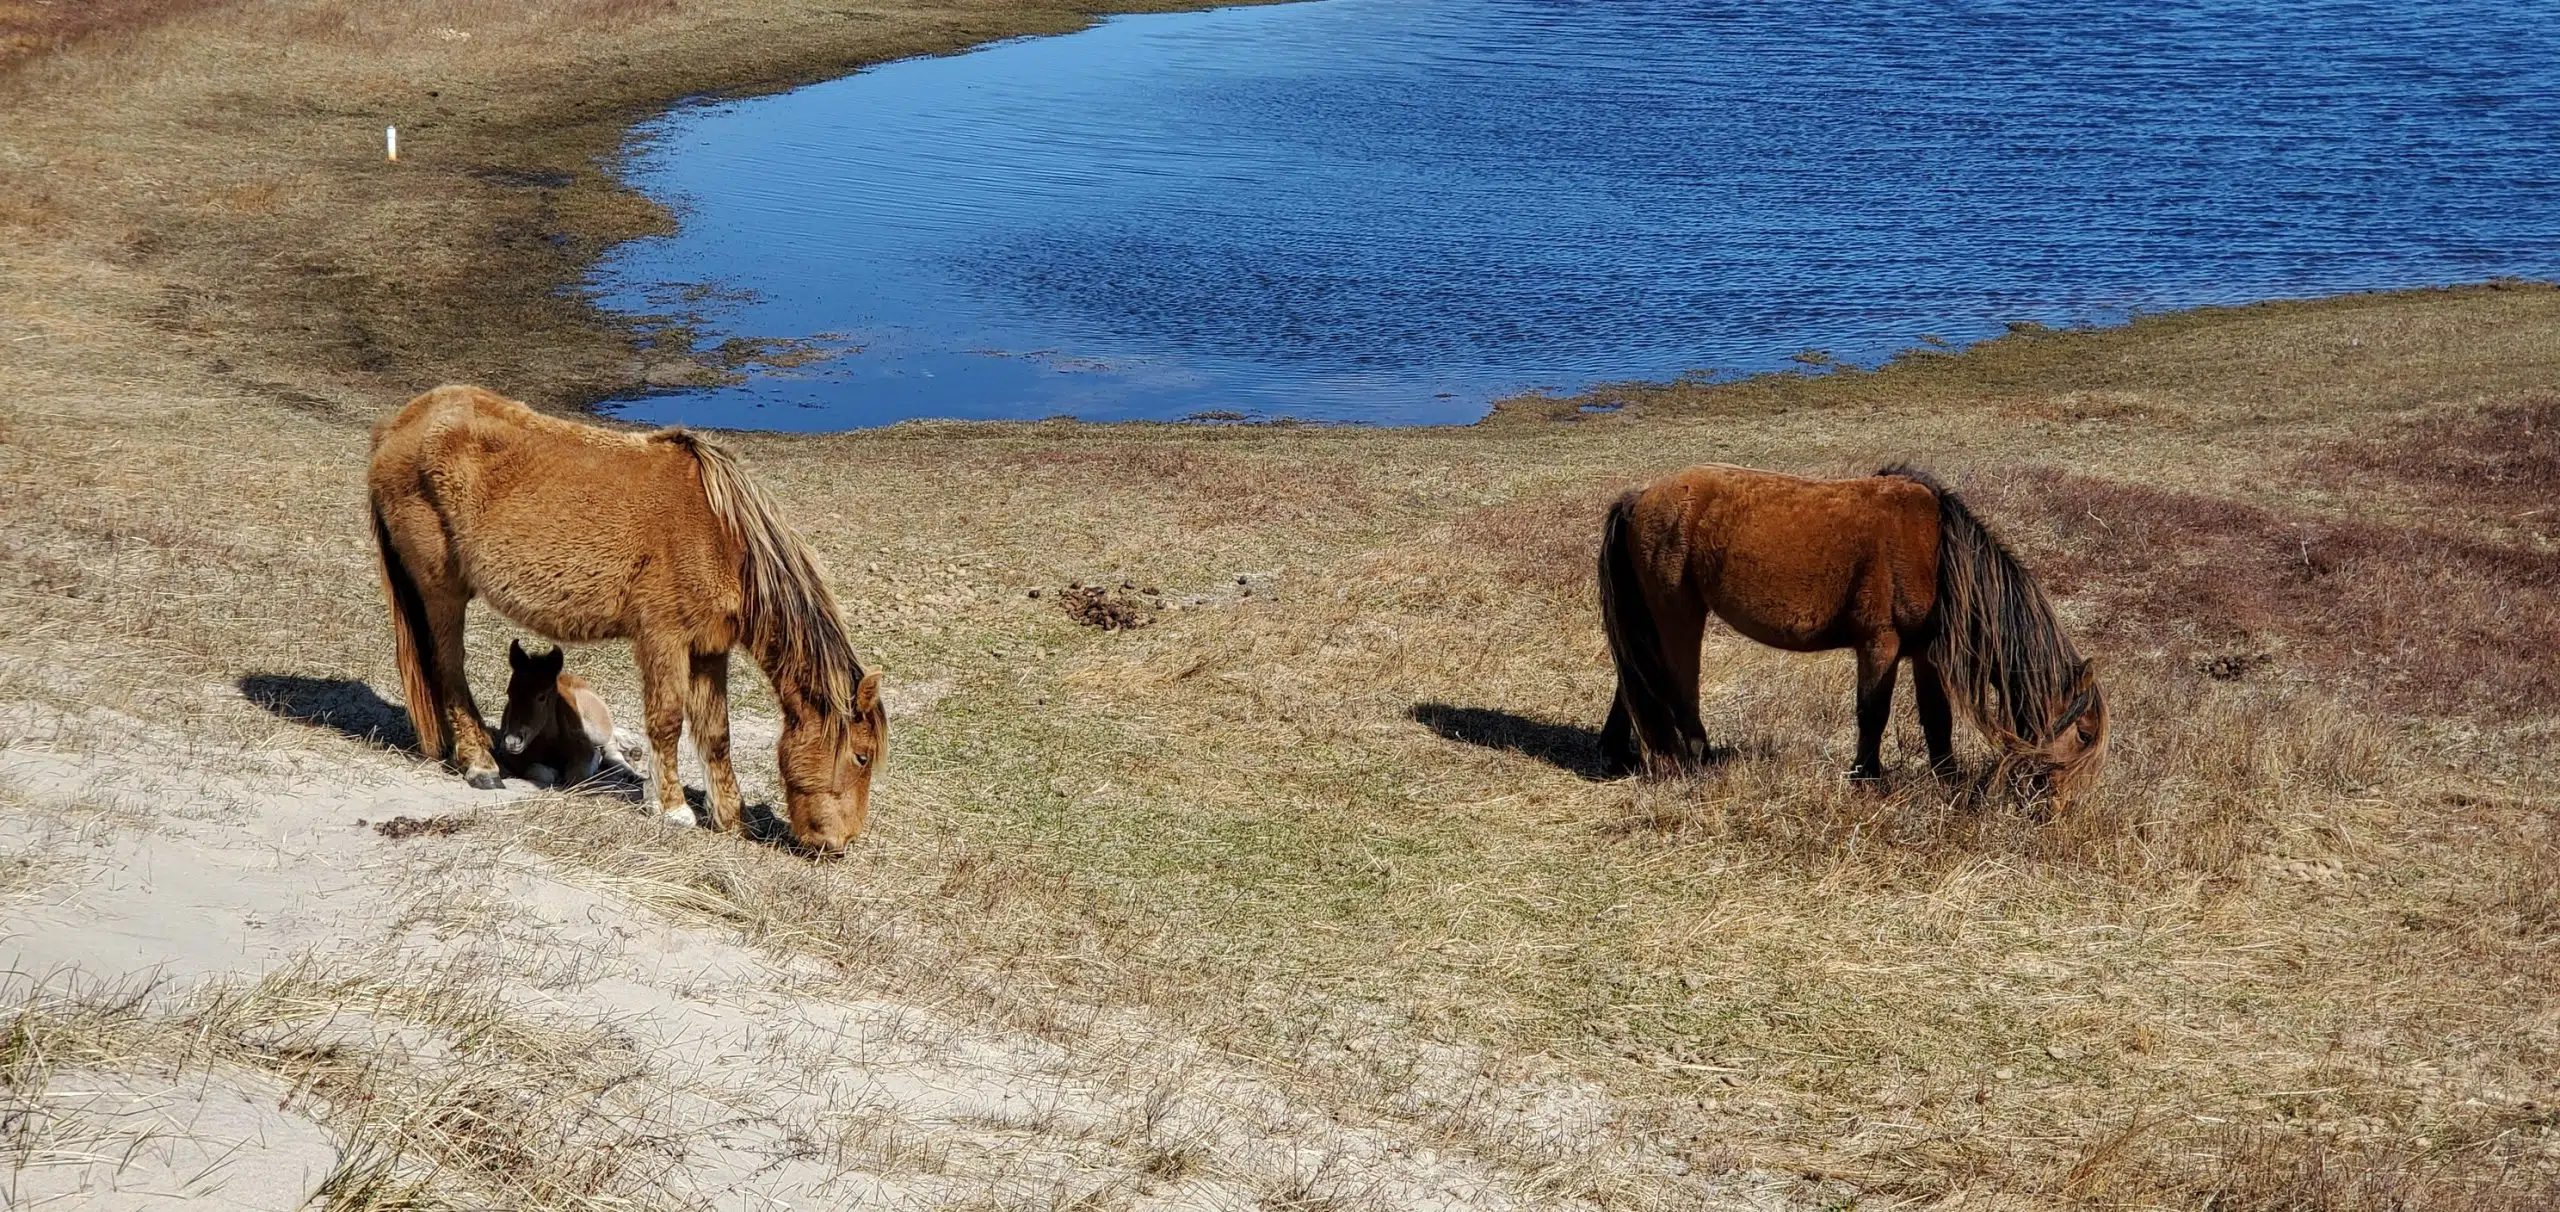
[1878,465,2083,746]
[662,430,867,718]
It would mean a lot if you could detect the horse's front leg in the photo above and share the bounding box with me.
[687,649,744,833]
[427,592,501,788]
[1850,634,1901,783]
[635,635,695,826]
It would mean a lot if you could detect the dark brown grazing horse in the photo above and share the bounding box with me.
[369,385,884,850]
[1597,463,2105,797]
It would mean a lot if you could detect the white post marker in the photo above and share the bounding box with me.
[386,125,399,162]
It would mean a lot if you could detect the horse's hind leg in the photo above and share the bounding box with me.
[1599,697,1638,777]
[1851,633,1902,783]
[1656,595,1711,767]
[1910,651,1957,778]
[687,649,743,833]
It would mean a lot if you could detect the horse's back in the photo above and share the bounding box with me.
[373,385,665,514]
[369,385,739,643]
[1635,464,1939,647]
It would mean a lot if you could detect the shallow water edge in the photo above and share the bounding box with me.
[590,0,2560,431]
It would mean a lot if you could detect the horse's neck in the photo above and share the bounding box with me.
[740,642,809,715]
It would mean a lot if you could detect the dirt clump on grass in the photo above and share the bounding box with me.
[369,813,472,840]
[1057,582,1157,631]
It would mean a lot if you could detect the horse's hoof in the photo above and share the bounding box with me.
[658,806,699,828]
[1848,767,1886,786]
[465,770,504,791]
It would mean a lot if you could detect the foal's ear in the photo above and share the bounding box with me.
[534,645,565,677]
[854,671,882,719]
[508,639,530,670]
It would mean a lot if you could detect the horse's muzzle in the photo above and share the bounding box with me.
[501,733,526,755]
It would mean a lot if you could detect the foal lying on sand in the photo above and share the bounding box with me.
[497,640,625,789]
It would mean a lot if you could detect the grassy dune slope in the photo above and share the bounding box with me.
[3,3,2557,1208]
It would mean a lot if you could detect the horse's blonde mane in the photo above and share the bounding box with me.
[660,430,864,716]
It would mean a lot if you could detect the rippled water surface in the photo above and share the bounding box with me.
[595,0,2560,428]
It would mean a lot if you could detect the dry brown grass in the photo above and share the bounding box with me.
[4,2,2560,1208]
[0,956,679,1210]
[0,0,217,70]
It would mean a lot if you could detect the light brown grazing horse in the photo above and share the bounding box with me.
[369,385,884,850]
[1597,463,2105,797]
[496,640,622,790]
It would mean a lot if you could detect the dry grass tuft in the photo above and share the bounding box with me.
[1454,488,1621,600]
[2,954,681,1210]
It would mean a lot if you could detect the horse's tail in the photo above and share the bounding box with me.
[1598,489,1694,774]
[668,430,863,713]
[370,503,446,760]
[1884,464,2102,788]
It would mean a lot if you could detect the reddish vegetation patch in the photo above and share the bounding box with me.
[2306,398,2560,539]
[0,0,215,70]
[1968,469,2560,718]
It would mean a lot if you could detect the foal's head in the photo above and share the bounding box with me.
[776,670,885,852]
[499,640,572,760]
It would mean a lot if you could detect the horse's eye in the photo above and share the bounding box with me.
[854,754,870,767]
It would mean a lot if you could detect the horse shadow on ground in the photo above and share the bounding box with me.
[1409,702,1619,780]
[637,788,802,848]
[241,672,803,844]
[239,673,417,751]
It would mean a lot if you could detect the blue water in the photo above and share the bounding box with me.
[593,0,2560,428]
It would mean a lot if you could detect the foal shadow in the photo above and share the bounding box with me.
[239,674,418,751]
[1408,702,1616,780]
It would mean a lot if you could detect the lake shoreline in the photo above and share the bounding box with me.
[0,0,1294,425]
[7,0,2544,433]
[584,0,2560,431]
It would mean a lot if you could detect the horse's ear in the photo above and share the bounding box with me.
[2071,657,2099,691]
[509,639,529,670]
[535,645,565,677]
[854,671,881,719]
